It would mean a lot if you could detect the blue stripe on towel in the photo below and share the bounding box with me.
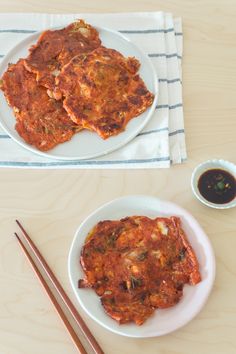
[148,53,182,59]
[156,103,183,110]
[119,28,174,34]
[0,29,37,33]
[2,53,182,60]
[158,78,181,84]
[168,103,183,109]
[169,129,185,136]
[0,28,182,36]
[138,127,168,136]
[0,156,170,167]
[0,128,184,140]
[0,28,183,36]
[138,128,185,137]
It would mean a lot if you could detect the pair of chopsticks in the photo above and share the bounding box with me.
[15,220,104,354]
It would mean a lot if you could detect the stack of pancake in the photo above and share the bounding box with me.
[0,20,154,151]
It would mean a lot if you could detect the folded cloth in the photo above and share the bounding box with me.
[0,12,186,168]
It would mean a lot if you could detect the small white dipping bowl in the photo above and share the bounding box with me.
[191,159,236,209]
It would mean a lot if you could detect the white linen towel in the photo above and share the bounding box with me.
[0,12,186,168]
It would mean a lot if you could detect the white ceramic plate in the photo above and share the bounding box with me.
[68,195,215,337]
[0,26,158,160]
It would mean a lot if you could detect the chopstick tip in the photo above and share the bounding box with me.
[14,232,20,239]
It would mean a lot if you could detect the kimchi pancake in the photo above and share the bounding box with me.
[0,59,81,151]
[79,216,201,325]
[55,46,154,139]
[24,20,101,91]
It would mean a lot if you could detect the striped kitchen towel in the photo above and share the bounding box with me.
[0,12,186,168]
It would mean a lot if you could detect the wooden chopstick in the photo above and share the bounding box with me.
[15,220,104,354]
[14,232,87,354]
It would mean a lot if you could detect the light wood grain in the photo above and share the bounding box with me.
[0,1,236,354]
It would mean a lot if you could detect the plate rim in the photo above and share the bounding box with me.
[68,194,216,337]
[0,25,158,161]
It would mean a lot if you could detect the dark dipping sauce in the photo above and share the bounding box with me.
[198,169,236,204]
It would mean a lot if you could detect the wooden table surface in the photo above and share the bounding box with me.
[0,1,235,354]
